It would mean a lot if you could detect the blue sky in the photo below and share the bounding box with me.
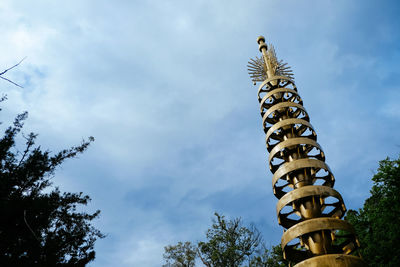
[1,0,400,266]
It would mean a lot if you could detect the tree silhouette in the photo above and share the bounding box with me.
[0,97,104,266]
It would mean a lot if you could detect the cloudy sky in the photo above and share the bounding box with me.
[1,0,400,266]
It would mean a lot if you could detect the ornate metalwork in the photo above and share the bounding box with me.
[248,36,365,266]
[247,43,293,84]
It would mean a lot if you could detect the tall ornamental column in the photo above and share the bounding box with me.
[247,36,365,266]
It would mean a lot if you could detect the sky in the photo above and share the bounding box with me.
[1,0,400,266]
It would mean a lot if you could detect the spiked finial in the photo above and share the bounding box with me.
[247,36,294,84]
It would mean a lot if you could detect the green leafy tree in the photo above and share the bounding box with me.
[163,241,197,267]
[0,98,104,266]
[164,213,288,267]
[249,245,287,267]
[198,213,262,267]
[346,155,400,266]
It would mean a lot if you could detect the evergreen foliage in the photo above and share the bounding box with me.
[0,97,104,266]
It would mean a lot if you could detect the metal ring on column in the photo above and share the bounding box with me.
[265,118,317,152]
[281,218,360,263]
[262,102,309,128]
[276,186,346,228]
[293,254,366,267]
[257,76,296,101]
[260,88,302,115]
[271,158,335,199]
[268,137,324,173]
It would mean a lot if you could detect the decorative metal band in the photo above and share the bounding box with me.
[262,102,308,127]
[258,76,295,95]
[268,138,324,173]
[258,77,296,101]
[265,118,317,151]
[276,185,346,228]
[260,88,301,114]
[293,254,366,267]
[281,218,359,262]
[271,158,334,198]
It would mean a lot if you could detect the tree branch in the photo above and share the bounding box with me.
[0,76,24,88]
[0,57,26,75]
[197,248,211,267]
[24,209,41,243]
[0,57,26,88]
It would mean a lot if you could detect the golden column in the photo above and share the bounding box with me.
[248,36,365,266]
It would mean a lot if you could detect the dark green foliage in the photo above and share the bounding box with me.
[0,101,104,266]
[249,245,287,267]
[346,155,400,266]
[164,213,288,267]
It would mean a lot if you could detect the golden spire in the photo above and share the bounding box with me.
[248,35,365,266]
